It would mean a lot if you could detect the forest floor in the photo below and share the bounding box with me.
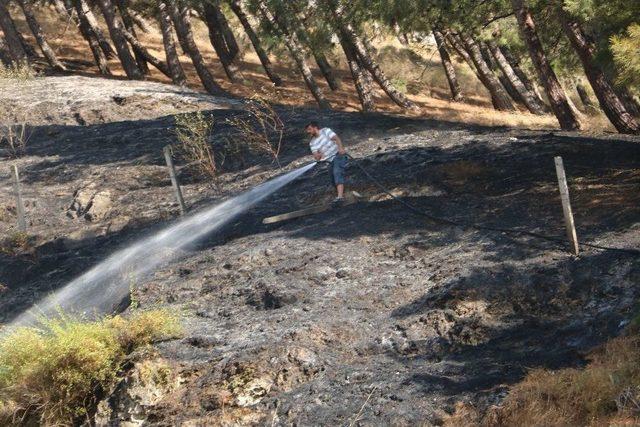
[1,76,639,425]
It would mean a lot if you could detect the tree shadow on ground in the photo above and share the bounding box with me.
[13,106,506,185]
[264,131,640,248]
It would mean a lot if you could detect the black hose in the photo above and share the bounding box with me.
[346,154,640,257]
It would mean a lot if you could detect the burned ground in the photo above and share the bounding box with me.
[1,79,639,425]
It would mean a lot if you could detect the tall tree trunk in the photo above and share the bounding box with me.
[130,10,151,33]
[256,0,330,109]
[326,0,416,110]
[446,33,480,78]
[0,35,13,66]
[209,0,239,60]
[158,1,186,85]
[564,86,585,120]
[556,7,638,133]
[291,8,340,91]
[487,39,546,114]
[116,0,149,74]
[79,0,115,58]
[433,29,462,101]
[121,27,171,77]
[17,0,66,71]
[52,0,72,17]
[312,48,340,91]
[445,31,507,108]
[618,87,640,117]
[0,0,28,63]
[575,82,596,110]
[73,0,111,74]
[202,1,240,82]
[460,34,516,111]
[167,0,224,95]
[496,41,549,111]
[96,0,142,79]
[511,0,580,130]
[480,40,524,106]
[228,0,282,86]
[338,31,374,111]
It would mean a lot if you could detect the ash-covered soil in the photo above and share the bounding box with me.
[0,75,238,126]
[1,77,639,425]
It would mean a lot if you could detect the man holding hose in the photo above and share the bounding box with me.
[305,122,348,203]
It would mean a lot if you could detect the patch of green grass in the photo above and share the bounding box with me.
[0,310,181,425]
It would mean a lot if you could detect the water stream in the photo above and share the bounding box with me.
[10,162,317,328]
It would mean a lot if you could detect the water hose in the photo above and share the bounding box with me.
[345,154,640,257]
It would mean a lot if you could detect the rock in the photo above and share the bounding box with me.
[95,359,182,425]
[235,377,273,407]
[68,184,113,221]
[336,268,351,279]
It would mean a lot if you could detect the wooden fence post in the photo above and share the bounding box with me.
[11,164,27,232]
[554,156,579,255]
[163,146,187,215]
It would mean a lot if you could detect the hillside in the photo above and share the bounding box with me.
[1,77,639,424]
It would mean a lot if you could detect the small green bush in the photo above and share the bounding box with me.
[0,310,181,425]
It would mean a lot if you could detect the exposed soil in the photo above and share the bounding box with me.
[1,76,639,425]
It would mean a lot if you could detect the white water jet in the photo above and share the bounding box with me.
[10,162,317,327]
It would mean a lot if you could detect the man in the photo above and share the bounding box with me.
[305,122,348,202]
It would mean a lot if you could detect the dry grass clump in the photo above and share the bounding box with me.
[0,309,181,425]
[1,123,31,158]
[0,231,33,256]
[445,334,640,426]
[174,111,218,181]
[226,96,285,167]
[0,61,37,81]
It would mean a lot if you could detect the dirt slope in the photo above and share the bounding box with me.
[1,76,639,425]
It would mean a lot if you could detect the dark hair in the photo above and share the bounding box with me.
[305,121,320,129]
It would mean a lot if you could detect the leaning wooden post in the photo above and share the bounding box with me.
[11,164,27,232]
[554,156,579,255]
[163,145,187,215]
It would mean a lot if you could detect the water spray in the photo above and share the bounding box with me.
[9,162,317,328]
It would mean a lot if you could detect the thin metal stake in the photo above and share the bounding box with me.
[554,156,579,255]
[11,164,27,231]
[163,146,187,215]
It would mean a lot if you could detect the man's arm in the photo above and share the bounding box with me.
[312,151,323,161]
[331,135,346,154]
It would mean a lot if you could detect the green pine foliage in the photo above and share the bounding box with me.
[610,24,640,93]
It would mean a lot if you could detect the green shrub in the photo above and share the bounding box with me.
[391,77,408,94]
[0,310,181,425]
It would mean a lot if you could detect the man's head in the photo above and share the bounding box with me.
[305,121,320,137]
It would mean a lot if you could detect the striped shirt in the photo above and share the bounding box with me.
[309,128,339,161]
